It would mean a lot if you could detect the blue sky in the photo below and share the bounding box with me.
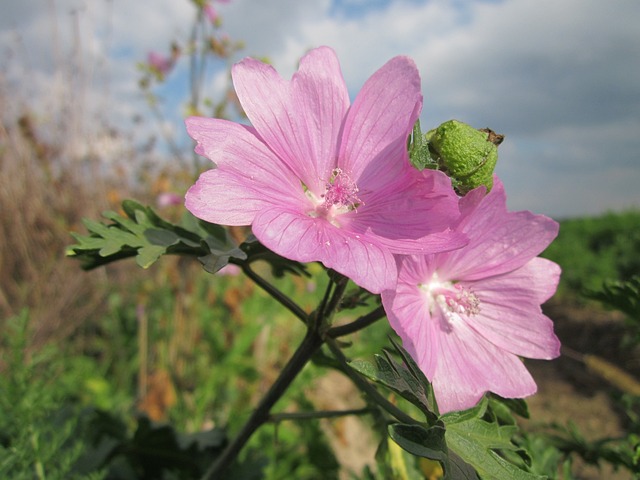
[2,0,639,218]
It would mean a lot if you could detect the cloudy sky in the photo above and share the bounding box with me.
[2,0,639,218]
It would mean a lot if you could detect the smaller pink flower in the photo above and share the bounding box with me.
[147,51,174,76]
[156,192,183,208]
[204,4,218,23]
[216,264,241,276]
[381,177,561,413]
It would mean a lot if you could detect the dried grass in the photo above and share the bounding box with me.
[0,109,123,346]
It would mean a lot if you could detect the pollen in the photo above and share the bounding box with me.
[322,168,362,211]
[306,168,363,225]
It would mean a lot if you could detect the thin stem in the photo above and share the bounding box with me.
[316,274,337,322]
[327,305,386,338]
[202,328,324,479]
[269,407,371,422]
[240,262,308,324]
[325,338,418,425]
[321,273,349,321]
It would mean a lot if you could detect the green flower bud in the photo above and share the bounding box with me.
[425,120,503,195]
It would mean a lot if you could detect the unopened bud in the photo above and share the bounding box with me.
[425,120,502,195]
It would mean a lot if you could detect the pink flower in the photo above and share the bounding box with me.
[156,192,183,208]
[203,4,218,23]
[147,51,173,76]
[216,264,241,276]
[185,46,465,293]
[381,177,561,413]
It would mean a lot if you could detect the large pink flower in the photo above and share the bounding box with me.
[185,46,465,293]
[381,178,561,413]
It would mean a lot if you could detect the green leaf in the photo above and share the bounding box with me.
[487,395,530,425]
[68,200,312,280]
[350,355,434,423]
[349,339,438,423]
[389,423,450,474]
[443,399,545,480]
[408,120,439,171]
[67,200,243,271]
[143,228,181,247]
[585,275,640,320]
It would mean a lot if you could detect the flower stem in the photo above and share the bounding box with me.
[201,327,323,479]
[269,407,371,422]
[325,338,419,425]
[240,262,308,324]
[327,305,386,338]
[202,271,389,478]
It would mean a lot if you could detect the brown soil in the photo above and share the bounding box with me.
[523,300,639,480]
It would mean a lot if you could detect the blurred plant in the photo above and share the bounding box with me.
[511,276,640,478]
[586,275,640,346]
[0,110,128,347]
[137,0,244,171]
[0,311,104,480]
[542,210,640,301]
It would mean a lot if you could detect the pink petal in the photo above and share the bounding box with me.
[382,256,439,378]
[349,169,467,254]
[430,314,538,413]
[291,47,350,187]
[464,258,561,359]
[232,47,349,192]
[439,178,559,280]
[339,55,422,183]
[186,169,265,225]
[184,117,306,225]
[252,207,397,293]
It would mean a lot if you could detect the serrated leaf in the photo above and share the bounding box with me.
[487,395,530,425]
[144,228,181,247]
[104,210,149,235]
[448,452,481,480]
[199,253,233,274]
[388,337,439,414]
[136,245,168,268]
[349,353,435,422]
[122,199,146,219]
[68,200,216,269]
[444,402,545,480]
[389,423,450,474]
[442,398,489,426]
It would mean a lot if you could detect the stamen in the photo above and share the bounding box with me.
[421,274,481,322]
[306,168,363,224]
[322,168,362,210]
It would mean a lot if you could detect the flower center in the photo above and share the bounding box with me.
[306,168,362,224]
[322,168,361,211]
[420,273,481,326]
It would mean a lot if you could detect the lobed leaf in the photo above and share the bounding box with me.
[67,200,310,279]
[443,399,545,480]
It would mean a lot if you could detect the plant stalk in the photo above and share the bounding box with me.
[201,327,323,479]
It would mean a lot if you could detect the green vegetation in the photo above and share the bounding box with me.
[542,209,640,300]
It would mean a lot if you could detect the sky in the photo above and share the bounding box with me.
[2,0,639,219]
